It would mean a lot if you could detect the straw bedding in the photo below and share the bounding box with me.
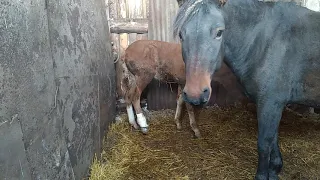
[89,105,320,180]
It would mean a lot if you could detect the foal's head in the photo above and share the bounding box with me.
[173,0,225,106]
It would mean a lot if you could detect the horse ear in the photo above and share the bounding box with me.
[218,0,227,6]
[177,0,186,7]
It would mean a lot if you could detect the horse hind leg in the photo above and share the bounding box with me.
[126,104,139,130]
[186,103,201,138]
[132,75,155,134]
[133,97,149,134]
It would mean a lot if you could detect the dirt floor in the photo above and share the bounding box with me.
[89,105,320,180]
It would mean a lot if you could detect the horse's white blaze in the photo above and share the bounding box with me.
[136,113,148,128]
[126,104,136,125]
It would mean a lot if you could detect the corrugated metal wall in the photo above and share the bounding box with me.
[148,0,179,42]
[146,0,181,110]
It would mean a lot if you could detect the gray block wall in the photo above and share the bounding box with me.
[0,0,115,179]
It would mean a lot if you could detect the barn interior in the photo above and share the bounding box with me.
[90,0,320,179]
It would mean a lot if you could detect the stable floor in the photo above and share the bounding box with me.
[90,105,320,180]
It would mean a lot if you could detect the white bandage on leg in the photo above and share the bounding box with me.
[126,105,137,128]
[136,113,148,128]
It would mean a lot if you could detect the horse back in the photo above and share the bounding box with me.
[124,40,186,84]
[227,5,320,105]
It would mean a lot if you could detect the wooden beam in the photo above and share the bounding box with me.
[109,18,148,34]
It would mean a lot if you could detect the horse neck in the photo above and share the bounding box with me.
[221,1,268,78]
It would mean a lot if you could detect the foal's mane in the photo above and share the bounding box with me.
[173,0,223,40]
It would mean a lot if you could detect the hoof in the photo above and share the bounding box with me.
[133,124,139,130]
[194,132,201,138]
[269,174,279,180]
[130,123,139,131]
[176,123,182,130]
[140,127,149,134]
[255,174,268,180]
[268,171,279,180]
[192,134,201,139]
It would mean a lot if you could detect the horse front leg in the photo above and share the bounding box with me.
[255,99,284,180]
[174,92,184,130]
[174,85,184,130]
[268,132,283,179]
[186,103,201,138]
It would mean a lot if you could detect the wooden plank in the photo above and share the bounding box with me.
[129,33,137,45]
[110,25,148,34]
[141,33,148,40]
[120,33,128,55]
[109,18,148,24]
[137,33,148,40]
[108,0,118,20]
[111,33,120,61]
[144,0,149,18]
[119,0,127,18]
[109,18,148,34]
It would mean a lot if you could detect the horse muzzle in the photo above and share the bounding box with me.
[183,86,211,106]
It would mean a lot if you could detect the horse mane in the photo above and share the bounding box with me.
[173,0,223,40]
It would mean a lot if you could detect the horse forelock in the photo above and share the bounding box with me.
[173,0,205,40]
[173,0,223,40]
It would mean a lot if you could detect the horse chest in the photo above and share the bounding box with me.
[301,69,320,104]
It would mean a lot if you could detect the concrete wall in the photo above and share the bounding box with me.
[0,0,115,179]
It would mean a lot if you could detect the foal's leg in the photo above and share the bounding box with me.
[308,107,318,115]
[126,104,139,130]
[186,103,201,138]
[133,97,148,134]
[132,77,152,134]
[174,86,184,130]
[255,98,284,180]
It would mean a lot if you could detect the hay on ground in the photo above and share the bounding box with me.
[89,105,320,180]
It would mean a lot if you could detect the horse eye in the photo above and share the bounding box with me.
[216,30,223,39]
[179,32,183,41]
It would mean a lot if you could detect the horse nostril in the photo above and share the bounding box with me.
[182,91,189,102]
[203,87,209,93]
[183,91,187,96]
[202,87,210,103]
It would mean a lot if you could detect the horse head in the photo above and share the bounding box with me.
[173,0,226,105]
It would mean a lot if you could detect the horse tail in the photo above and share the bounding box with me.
[119,55,138,105]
